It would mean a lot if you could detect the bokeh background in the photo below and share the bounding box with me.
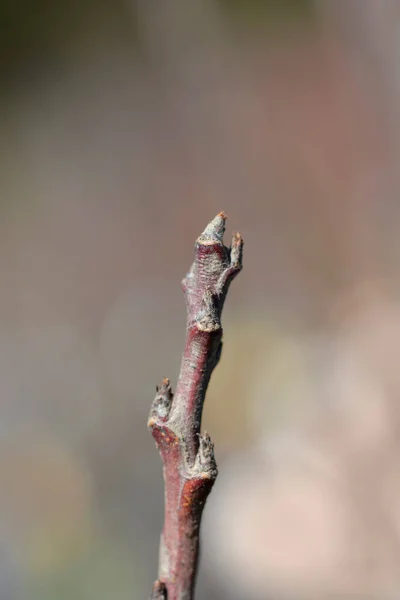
[2,1,400,598]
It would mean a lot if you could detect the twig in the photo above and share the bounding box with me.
[148,213,243,600]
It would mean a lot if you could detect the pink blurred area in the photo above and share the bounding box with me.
[2,1,400,598]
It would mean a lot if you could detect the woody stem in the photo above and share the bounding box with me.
[148,213,243,600]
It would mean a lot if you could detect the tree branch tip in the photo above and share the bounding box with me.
[197,212,227,246]
[148,211,242,598]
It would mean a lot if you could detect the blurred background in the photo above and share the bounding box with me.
[2,0,400,598]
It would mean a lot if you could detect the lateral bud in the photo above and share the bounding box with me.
[194,431,218,480]
[230,232,243,270]
[216,231,243,294]
[148,378,173,427]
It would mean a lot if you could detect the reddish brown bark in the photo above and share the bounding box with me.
[148,213,243,600]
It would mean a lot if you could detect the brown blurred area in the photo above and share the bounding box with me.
[2,1,400,598]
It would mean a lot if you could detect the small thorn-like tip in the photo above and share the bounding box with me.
[150,580,167,599]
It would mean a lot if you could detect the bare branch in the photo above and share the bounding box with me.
[148,212,243,600]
